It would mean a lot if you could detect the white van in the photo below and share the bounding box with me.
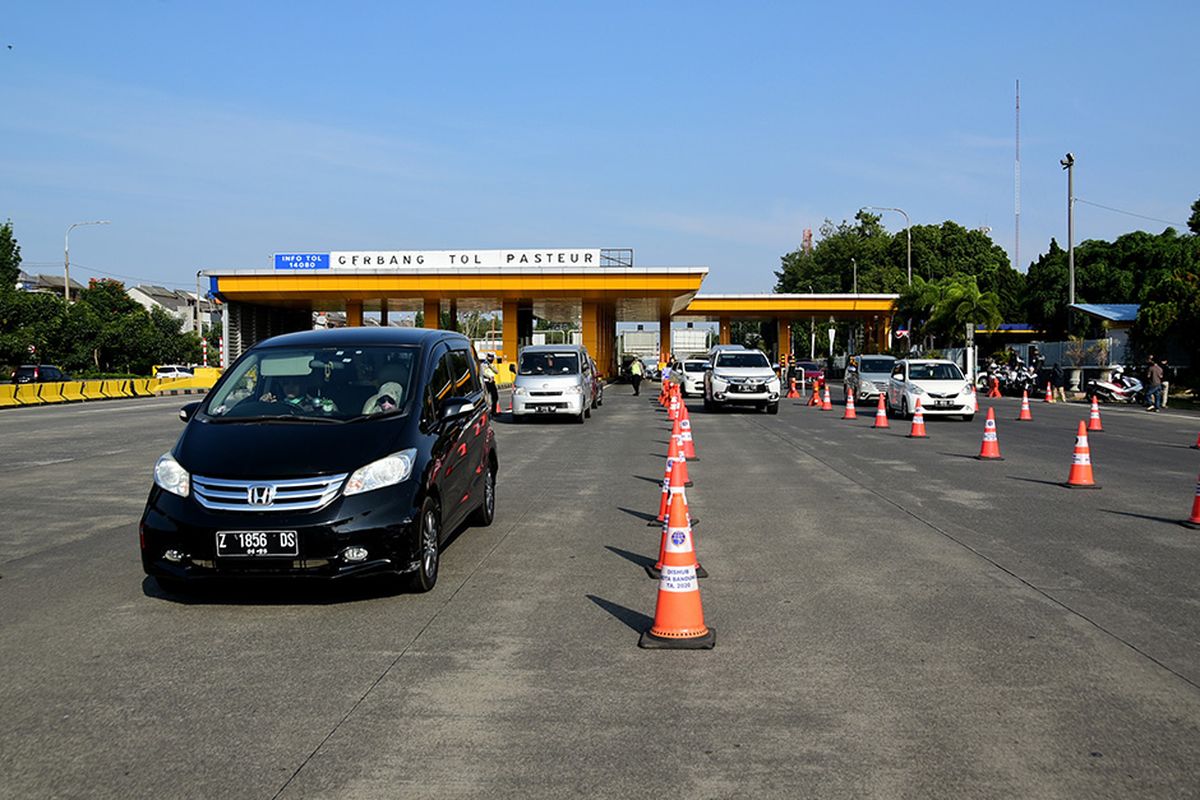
[508,344,595,423]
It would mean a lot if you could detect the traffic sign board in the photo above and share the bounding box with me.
[274,253,329,270]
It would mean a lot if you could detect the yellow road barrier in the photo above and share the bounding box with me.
[130,379,153,397]
[0,385,19,407]
[82,380,106,400]
[62,382,86,402]
[15,384,42,405]
[40,383,65,404]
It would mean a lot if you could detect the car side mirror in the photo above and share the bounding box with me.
[507,363,516,373]
[771,363,780,371]
[179,401,201,422]
[438,397,475,421]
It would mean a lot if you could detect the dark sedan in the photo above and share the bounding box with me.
[140,327,497,594]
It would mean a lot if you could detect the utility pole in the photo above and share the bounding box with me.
[1060,153,1075,305]
[851,257,858,295]
[1015,79,1021,273]
[861,206,911,285]
[195,270,203,335]
[64,220,110,302]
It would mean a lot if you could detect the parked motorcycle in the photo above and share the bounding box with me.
[1087,366,1144,404]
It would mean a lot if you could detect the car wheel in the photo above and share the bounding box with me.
[703,397,713,412]
[575,409,586,424]
[961,414,975,422]
[900,397,909,420]
[471,460,496,527]
[584,404,591,418]
[409,496,441,593]
[767,402,779,415]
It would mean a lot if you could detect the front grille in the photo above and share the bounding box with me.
[192,474,348,512]
[528,391,562,397]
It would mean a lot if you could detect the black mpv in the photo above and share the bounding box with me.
[140,327,497,593]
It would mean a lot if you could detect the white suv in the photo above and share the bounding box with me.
[704,349,781,414]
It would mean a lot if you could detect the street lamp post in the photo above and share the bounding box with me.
[861,206,911,285]
[64,220,111,302]
[1060,153,1075,306]
[851,257,858,294]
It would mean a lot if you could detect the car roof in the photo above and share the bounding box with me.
[519,344,587,353]
[257,327,468,349]
[898,358,957,365]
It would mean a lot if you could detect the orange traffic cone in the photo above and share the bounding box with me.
[1183,472,1200,529]
[650,457,674,525]
[1192,432,1200,450]
[1017,391,1033,421]
[639,491,715,649]
[808,379,820,406]
[971,386,979,413]
[1064,420,1100,489]
[1087,397,1104,432]
[842,392,857,419]
[1044,381,1053,403]
[668,432,693,487]
[976,407,1003,460]
[821,385,833,411]
[873,392,889,429]
[907,398,928,438]
[786,377,801,399]
[679,418,698,460]
[648,468,705,578]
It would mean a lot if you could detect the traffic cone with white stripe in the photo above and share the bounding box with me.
[648,465,705,578]
[873,392,889,429]
[1064,420,1100,489]
[1087,397,1104,432]
[976,407,1003,460]
[808,380,820,406]
[668,431,693,487]
[1044,381,1054,403]
[650,457,674,526]
[786,377,801,399]
[1182,472,1200,529]
[1017,390,1033,421]
[842,392,857,419]
[639,491,715,650]
[821,385,833,411]
[971,385,979,413]
[679,417,698,460]
[907,398,928,438]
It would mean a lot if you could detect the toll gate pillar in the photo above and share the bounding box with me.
[346,300,363,327]
[517,301,534,347]
[777,317,792,365]
[502,300,519,366]
[658,311,671,367]
[379,299,389,327]
[719,316,731,345]
[448,299,458,332]
[583,300,600,367]
[422,298,441,329]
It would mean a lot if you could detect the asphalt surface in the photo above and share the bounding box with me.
[2,389,1199,799]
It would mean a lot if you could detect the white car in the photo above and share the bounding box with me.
[886,359,974,421]
[679,359,709,397]
[704,348,781,414]
[155,365,194,379]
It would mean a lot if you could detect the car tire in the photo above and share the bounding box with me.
[703,397,713,412]
[961,414,974,422]
[584,404,591,419]
[900,397,910,420]
[575,409,586,424]
[471,460,496,527]
[767,402,779,415]
[409,496,441,593]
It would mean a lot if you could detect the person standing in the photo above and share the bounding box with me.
[1051,362,1067,403]
[630,357,643,396]
[1146,356,1164,412]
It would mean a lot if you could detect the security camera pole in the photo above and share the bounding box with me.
[1060,153,1075,305]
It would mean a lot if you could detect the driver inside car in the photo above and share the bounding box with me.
[262,376,338,414]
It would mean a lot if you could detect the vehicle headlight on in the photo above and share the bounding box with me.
[344,448,416,496]
[910,384,926,395]
[154,452,190,497]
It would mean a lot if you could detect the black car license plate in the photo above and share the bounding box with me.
[216,530,298,557]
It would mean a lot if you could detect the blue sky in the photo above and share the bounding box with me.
[3,1,1197,294]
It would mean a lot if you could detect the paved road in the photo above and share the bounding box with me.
[1,390,1199,799]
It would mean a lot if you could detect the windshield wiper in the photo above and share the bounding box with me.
[215,414,343,424]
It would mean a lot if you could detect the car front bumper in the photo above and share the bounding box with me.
[511,393,585,416]
[711,386,781,404]
[906,394,973,415]
[139,483,423,582]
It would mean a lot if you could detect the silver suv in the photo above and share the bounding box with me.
[509,345,595,423]
[844,355,896,402]
[703,348,780,414]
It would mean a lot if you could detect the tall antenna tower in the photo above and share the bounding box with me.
[1015,79,1021,272]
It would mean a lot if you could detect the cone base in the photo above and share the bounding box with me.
[1016,417,1033,422]
[1062,482,1101,489]
[1192,445,1199,450]
[975,455,1004,460]
[1087,426,1104,433]
[644,563,708,579]
[906,433,928,439]
[873,423,890,429]
[639,626,716,650]
[1181,520,1200,529]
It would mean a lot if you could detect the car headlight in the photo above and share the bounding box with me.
[154,452,190,497]
[344,448,416,496]
[713,373,731,383]
[512,386,527,396]
[910,384,926,395]
[563,385,583,395]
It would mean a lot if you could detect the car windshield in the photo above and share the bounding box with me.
[204,345,418,422]
[683,361,708,373]
[716,352,770,369]
[796,362,820,371]
[519,352,580,375]
[908,363,964,381]
[858,358,894,374]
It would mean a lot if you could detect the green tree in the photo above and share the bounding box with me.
[1189,196,1200,235]
[1132,270,1200,385]
[0,220,20,294]
[897,274,1001,347]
